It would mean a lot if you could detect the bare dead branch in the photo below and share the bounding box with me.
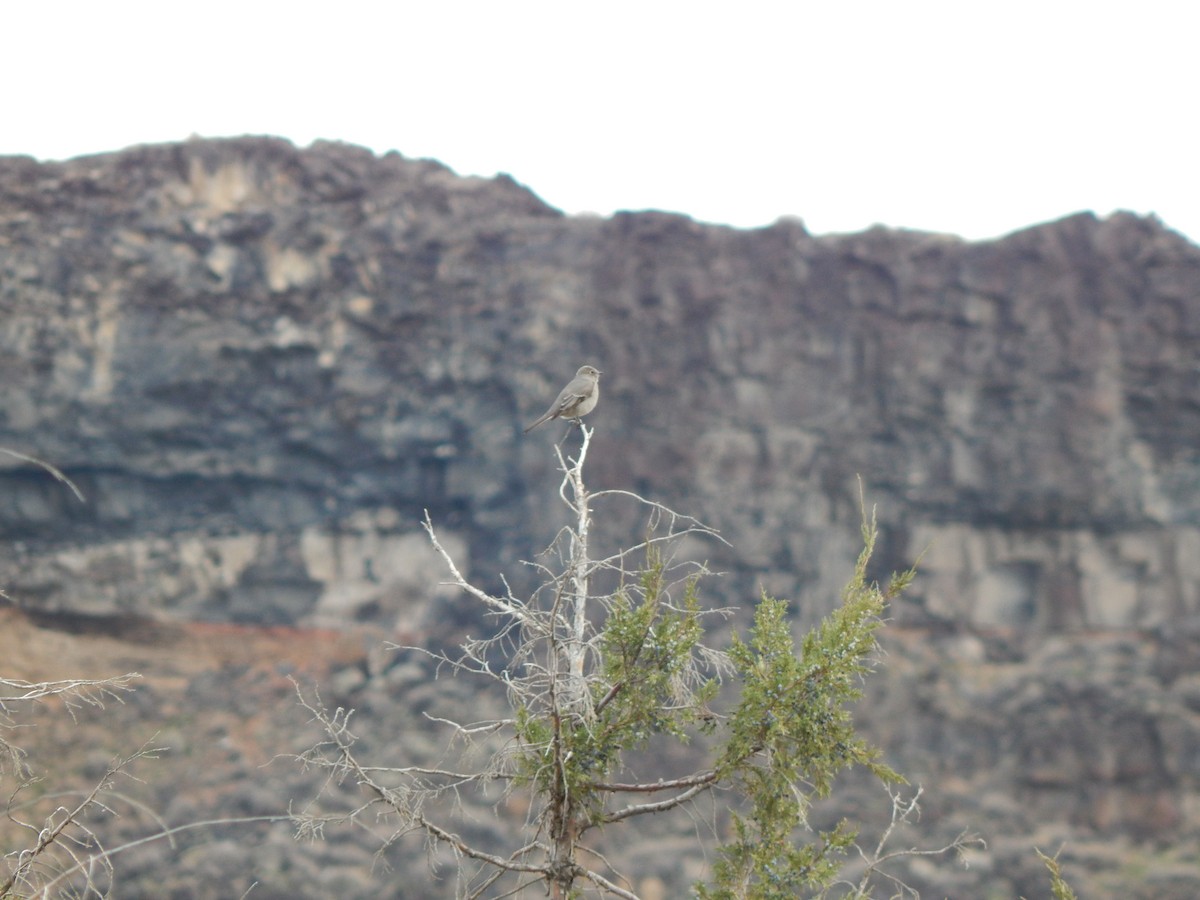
[415,814,548,875]
[599,782,714,826]
[0,674,140,707]
[422,510,543,633]
[590,770,720,794]
[30,814,294,899]
[575,865,640,900]
[1,739,164,899]
[832,785,986,899]
[0,447,86,503]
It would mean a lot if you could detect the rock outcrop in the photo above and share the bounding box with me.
[2,137,1199,897]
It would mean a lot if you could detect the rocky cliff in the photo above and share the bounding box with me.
[2,137,1199,897]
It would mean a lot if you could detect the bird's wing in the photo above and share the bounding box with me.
[555,389,586,412]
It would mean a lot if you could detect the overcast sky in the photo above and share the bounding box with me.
[5,1,1198,243]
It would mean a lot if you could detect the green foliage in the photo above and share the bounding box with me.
[1034,848,1078,900]
[510,551,720,830]
[698,511,911,899]
[512,704,553,787]
[698,815,857,900]
[595,561,717,746]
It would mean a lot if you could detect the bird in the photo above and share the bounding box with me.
[524,365,602,433]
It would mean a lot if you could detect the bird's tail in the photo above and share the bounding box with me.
[523,413,552,433]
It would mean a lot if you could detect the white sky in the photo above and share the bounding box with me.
[4,1,1198,243]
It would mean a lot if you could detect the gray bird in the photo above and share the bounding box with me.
[524,365,602,433]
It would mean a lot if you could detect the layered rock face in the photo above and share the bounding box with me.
[2,137,1200,896]
[2,138,1197,632]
